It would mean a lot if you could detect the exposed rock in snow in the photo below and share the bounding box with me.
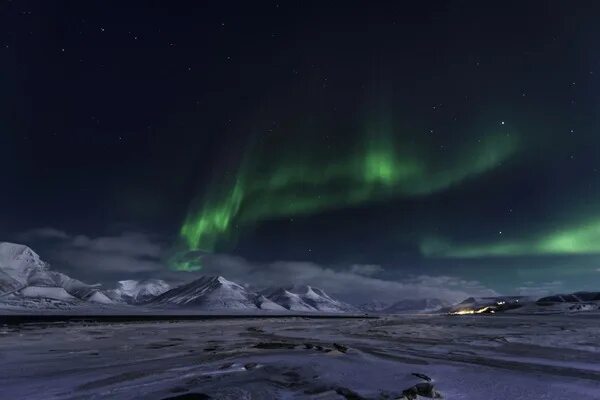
[296,285,357,312]
[254,294,286,311]
[86,291,114,304]
[261,287,317,311]
[49,271,101,300]
[0,269,21,294]
[261,285,355,312]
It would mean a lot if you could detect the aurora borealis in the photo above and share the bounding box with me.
[180,129,517,256]
[423,218,600,258]
[4,1,600,294]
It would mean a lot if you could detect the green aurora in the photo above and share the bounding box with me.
[176,128,518,269]
[422,218,600,258]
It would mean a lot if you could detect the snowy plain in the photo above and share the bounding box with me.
[1,313,599,399]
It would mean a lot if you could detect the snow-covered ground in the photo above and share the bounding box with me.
[1,313,599,399]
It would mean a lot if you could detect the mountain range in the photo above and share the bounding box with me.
[0,242,356,313]
[2,241,599,315]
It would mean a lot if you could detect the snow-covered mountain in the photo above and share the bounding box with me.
[297,285,357,312]
[537,291,600,303]
[0,243,354,313]
[261,287,317,311]
[445,294,600,315]
[254,294,286,311]
[0,242,49,291]
[150,276,262,310]
[261,285,356,312]
[532,292,600,312]
[107,279,170,304]
[0,242,112,304]
[149,277,352,312]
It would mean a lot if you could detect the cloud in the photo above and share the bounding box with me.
[13,229,167,285]
[56,232,166,278]
[58,249,165,274]
[515,280,564,297]
[9,227,497,304]
[70,232,162,257]
[180,254,497,304]
[18,227,70,241]
[349,264,383,276]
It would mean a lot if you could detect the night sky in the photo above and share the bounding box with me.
[2,1,600,296]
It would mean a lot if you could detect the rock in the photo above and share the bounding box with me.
[244,362,258,370]
[415,382,442,398]
[169,386,189,393]
[411,372,432,382]
[416,382,434,396]
[282,370,301,380]
[254,342,296,349]
[401,386,418,400]
[335,386,367,400]
[333,343,348,353]
[304,343,314,349]
[399,382,442,399]
[161,393,211,400]
[218,362,233,370]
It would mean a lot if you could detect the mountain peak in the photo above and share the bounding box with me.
[150,274,253,308]
[0,242,39,257]
[0,242,49,285]
[109,279,170,304]
[0,242,112,305]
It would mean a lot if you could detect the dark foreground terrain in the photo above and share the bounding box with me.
[1,313,599,399]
